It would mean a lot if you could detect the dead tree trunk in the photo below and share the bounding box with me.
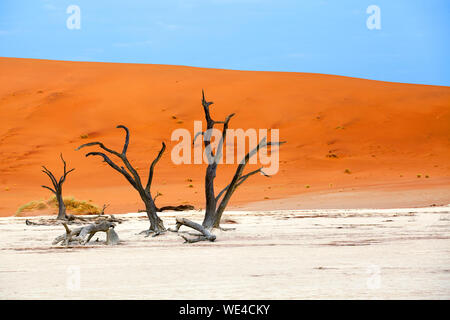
[173,91,285,242]
[41,154,75,220]
[76,125,166,235]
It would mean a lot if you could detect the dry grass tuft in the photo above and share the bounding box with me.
[16,196,101,216]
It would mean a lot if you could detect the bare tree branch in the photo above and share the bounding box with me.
[85,152,138,189]
[41,185,56,194]
[145,142,166,192]
[59,154,75,185]
[116,125,130,155]
[42,167,58,189]
[214,139,286,225]
[193,131,204,145]
[215,167,266,203]
[77,141,122,158]
[213,113,235,164]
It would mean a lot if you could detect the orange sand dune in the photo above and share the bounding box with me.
[0,57,449,217]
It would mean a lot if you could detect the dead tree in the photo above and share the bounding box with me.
[173,91,285,242]
[100,203,110,215]
[76,125,166,235]
[41,154,75,220]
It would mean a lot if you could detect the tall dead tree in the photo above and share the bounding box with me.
[41,154,75,220]
[76,125,166,235]
[173,91,285,242]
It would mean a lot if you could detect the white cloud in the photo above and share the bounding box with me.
[113,40,153,48]
[43,0,57,11]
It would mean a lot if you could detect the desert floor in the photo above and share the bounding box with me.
[1,206,449,299]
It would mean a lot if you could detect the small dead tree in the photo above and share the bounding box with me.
[100,203,110,215]
[41,154,75,220]
[173,91,285,242]
[76,125,166,235]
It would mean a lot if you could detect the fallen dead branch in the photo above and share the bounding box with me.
[25,214,123,227]
[138,204,195,213]
[52,221,119,246]
[169,217,216,243]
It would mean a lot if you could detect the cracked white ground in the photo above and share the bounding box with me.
[0,206,449,299]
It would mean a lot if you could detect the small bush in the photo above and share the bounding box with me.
[15,200,48,216]
[47,196,100,214]
[16,196,101,216]
[326,153,338,158]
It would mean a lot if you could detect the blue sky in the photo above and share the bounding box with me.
[0,0,449,86]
